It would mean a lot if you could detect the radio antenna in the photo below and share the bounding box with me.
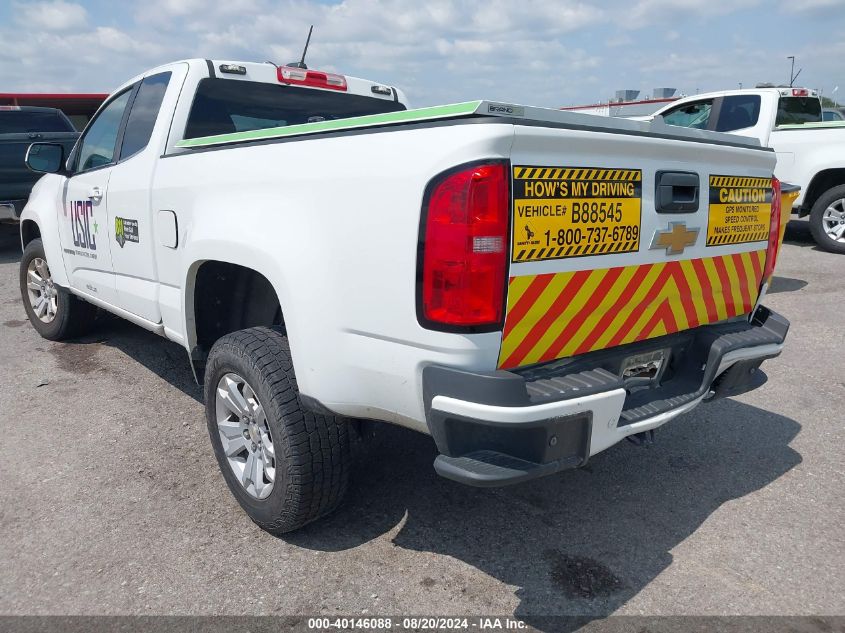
[288,25,313,69]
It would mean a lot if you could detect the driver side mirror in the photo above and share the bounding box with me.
[26,143,66,175]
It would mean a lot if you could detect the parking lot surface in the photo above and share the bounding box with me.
[0,220,843,621]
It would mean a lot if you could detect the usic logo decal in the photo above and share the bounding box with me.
[69,200,97,250]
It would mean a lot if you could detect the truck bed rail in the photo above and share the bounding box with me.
[175,100,768,150]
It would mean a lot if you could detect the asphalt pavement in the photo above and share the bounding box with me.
[0,220,842,623]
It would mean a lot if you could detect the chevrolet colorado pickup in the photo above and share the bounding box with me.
[0,106,78,222]
[646,87,845,253]
[19,59,789,533]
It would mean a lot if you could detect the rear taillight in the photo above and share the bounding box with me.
[763,176,782,281]
[277,66,347,91]
[792,88,809,97]
[418,161,510,331]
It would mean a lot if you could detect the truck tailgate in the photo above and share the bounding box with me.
[499,125,776,369]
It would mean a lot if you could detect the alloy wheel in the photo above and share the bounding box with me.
[821,198,845,243]
[215,373,276,499]
[26,258,58,323]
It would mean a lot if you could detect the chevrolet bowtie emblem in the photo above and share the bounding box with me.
[649,222,700,255]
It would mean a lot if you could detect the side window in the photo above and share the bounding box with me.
[75,89,133,172]
[715,95,761,132]
[661,100,713,129]
[119,72,172,160]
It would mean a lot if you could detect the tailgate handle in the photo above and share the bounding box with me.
[655,171,699,213]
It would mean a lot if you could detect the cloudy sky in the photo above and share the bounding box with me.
[1,0,844,107]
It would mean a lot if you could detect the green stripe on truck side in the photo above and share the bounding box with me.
[175,101,484,148]
[776,120,845,130]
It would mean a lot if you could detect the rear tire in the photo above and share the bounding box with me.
[204,326,352,534]
[19,238,97,340]
[808,184,845,254]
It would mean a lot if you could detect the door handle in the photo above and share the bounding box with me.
[655,171,699,213]
[88,186,103,202]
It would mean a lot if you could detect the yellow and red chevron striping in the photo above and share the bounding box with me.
[498,250,766,369]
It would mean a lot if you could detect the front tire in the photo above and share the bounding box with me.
[808,184,845,254]
[204,326,352,534]
[19,238,97,340]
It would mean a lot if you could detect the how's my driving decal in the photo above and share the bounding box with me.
[512,166,642,262]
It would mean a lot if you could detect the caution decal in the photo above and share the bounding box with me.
[707,175,772,246]
[512,166,642,262]
[498,250,766,369]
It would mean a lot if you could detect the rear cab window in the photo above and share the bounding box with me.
[776,97,822,125]
[183,78,407,140]
[0,110,76,134]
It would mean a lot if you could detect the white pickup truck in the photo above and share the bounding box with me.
[19,59,789,533]
[646,87,845,253]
